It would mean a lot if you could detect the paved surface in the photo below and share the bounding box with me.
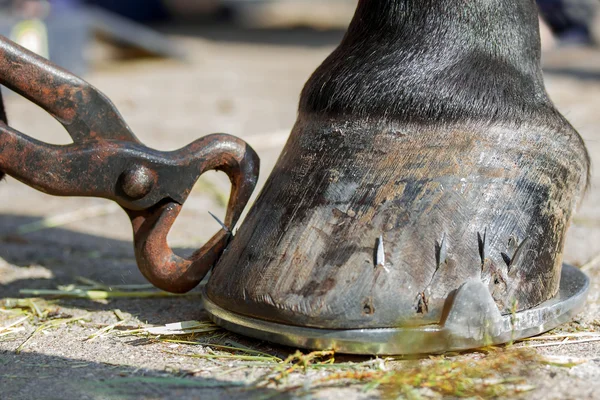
[1,24,600,399]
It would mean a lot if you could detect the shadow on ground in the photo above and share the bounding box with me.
[0,351,283,400]
[0,213,212,325]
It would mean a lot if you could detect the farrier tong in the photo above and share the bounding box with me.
[0,36,259,293]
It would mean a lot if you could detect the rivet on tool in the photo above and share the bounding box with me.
[120,165,156,200]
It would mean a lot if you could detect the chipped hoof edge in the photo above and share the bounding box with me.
[201,264,588,355]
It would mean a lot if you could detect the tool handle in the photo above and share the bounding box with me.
[0,35,139,143]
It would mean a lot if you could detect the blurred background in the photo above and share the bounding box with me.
[0,0,599,286]
[0,0,599,75]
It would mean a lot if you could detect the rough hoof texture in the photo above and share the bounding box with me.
[206,0,589,330]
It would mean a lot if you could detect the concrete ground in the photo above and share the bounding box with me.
[1,23,600,400]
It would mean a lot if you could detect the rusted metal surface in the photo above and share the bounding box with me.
[0,36,259,293]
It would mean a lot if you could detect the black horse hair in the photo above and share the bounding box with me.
[300,0,566,128]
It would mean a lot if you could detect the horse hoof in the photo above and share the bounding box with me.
[204,0,590,343]
[206,113,588,330]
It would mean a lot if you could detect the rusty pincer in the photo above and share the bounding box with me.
[0,36,259,293]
